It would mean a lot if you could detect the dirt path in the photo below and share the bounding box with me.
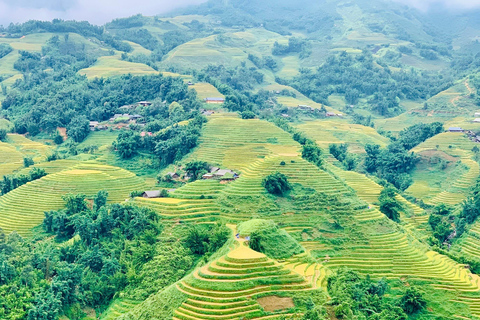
[465,79,475,95]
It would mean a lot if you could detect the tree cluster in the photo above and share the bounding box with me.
[262,172,291,196]
[286,51,451,116]
[1,167,47,195]
[328,268,427,319]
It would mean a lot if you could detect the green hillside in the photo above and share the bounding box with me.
[2,1,480,320]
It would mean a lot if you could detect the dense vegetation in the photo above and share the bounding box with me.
[328,268,426,319]
[286,52,451,116]
[365,123,444,190]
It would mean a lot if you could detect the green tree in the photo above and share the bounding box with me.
[0,129,7,141]
[262,172,291,196]
[23,157,34,168]
[240,110,256,119]
[302,143,323,167]
[184,161,210,181]
[93,190,108,211]
[53,131,64,145]
[113,131,142,159]
[400,287,426,314]
[67,115,90,143]
[378,187,402,222]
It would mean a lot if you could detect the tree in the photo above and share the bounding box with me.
[184,161,210,181]
[401,287,426,314]
[54,131,64,145]
[168,101,184,115]
[23,157,34,168]
[93,190,108,211]
[302,143,323,167]
[240,110,256,119]
[0,129,6,141]
[378,187,402,222]
[27,289,62,320]
[262,172,291,196]
[67,115,90,143]
[113,131,141,159]
[185,227,209,255]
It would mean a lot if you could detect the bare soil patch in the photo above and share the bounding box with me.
[257,296,294,312]
[57,127,67,140]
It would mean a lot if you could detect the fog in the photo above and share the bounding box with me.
[394,0,480,10]
[0,0,207,26]
[0,0,479,26]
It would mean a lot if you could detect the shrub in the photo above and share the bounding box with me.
[23,157,34,168]
[240,111,256,119]
[401,287,426,314]
[280,161,286,166]
[0,129,7,141]
[262,172,291,196]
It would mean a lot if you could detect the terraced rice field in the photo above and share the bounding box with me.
[186,114,298,172]
[102,299,141,320]
[429,158,480,205]
[0,141,24,176]
[79,55,158,79]
[7,134,53,161]
[190,83,224,100]
[134,197,221,224]
[78,131,119,149]
[295,120,390,153]
[221,155,348,199]
[0,163,146,236]
[174,239,313,320]
[325,231,480,315]
[412,132,477,157]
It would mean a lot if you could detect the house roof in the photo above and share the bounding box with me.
[143,190,161,198]
[89,121,99,126]
[448,127,464,131]
[210,167,219,173]
[214,169,235,176]
[205,97,225,101]
[474,119,480,122]
[326,111,336,115]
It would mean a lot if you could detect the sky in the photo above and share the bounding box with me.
[0,0,479,26]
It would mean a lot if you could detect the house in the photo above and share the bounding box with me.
[448,127,464,133]
[213,169,238,178]
[281,114,290,118]
[187,81,194,86]
[204,167,239,180]
[202,110,215,116]
[475,112,480,117]
[130,114,143,120]
[137,101,152,106]
[204,97,225,104]
[326,112,336,117]
[89,121,99,130]
[166,172,180,179]
[143,190,161,198]
[140,132,153,137]
[119,105,134,111]
[474,118,480,123]
[97,125,107,131]
[202,173,214,179]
